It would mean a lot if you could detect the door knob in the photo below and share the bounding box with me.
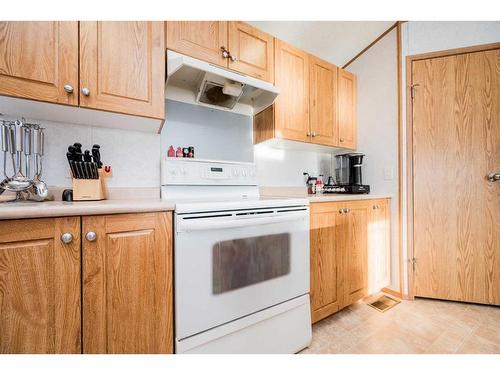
[81,87,90,96]
[63,84,74,94]
[86,231,97,242]
[60,233,73,244]
[487,172,500,182]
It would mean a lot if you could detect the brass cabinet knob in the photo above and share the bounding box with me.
[338,209,343,214]
[63,84,74,94]
[85,231,97,242]
[60,232,73,244]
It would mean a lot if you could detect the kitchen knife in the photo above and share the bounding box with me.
[92,144,102,168]
[66,151,77,178]
[83,150,92,179]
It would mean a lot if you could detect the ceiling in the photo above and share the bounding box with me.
[248,21,394,67]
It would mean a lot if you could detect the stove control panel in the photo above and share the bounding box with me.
[161,157,257,186]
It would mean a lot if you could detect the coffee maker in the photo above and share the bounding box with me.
[324,153,370,194]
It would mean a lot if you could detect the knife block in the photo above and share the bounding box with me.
[72,169,106,201]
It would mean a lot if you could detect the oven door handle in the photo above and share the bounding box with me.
[178,212,307,232]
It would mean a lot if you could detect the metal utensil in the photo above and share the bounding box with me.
[28,127,48,201]
[6,120,32,192]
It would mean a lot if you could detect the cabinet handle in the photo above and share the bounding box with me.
[63,84,74,94]
[338,209,343,214]
[221,46,230,59]
[312,132,317,137]
[343,208,350,213]
[86,231,97,242]
[487,172,500,182]
[373,204,380,210]
[60,232,73,244]
[307,132,311,137]
[340,138,345,142]
[81,87,90,96]
[230,54,238,62]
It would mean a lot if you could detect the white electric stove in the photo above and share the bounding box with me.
[161,158,312,354]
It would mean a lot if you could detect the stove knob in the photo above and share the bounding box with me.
[242,170,247,177]
[180,168,187,175]
[233,170,240,177]
[169,168,177,175]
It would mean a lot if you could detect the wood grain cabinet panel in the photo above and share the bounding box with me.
[228,22,274,82]
[0,217,81,354]
[166,21,227,66]
[367,199,391,294]
[309,56,338,146]
[337,68,357,149]
[340,202,368,307]
[310,204,341,323]
[79,21,165,119]
[0,21,79,105]
[274,39,310,143]
[82,212,173,354]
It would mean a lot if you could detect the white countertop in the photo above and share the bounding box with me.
[0,199,176,220]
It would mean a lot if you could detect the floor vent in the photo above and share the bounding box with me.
[367,295,400,313]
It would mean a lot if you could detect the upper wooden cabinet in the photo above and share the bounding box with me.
[166,21,228,66]
[79,21,165,119]
[82,212,173,354]
[166,21,274,83]
[338,68,357,149]
[227,22,274,82]
[0,217,81,354]
[0,21,79,106]
[309,56,338,147]
[274,39,310,142]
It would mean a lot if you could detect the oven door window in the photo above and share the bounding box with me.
[212,233,290,294]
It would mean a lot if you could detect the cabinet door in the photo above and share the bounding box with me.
[309,56,338,146]
[339,202,368,307]
[79,21,165,119]
[82,212,173,354]
[0,217,81,354]
[310,204,342,323]
[0,21,78,105]
[274,39,310,143]
[367,199,391,294]
[337,68,357,149]
[166,21,227,66]
[228,22,274,82]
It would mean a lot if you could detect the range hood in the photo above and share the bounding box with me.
[166,50,279,116]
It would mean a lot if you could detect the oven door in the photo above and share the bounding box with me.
[175,206,310,340]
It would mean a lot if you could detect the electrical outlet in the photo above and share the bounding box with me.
[383,166,394,181]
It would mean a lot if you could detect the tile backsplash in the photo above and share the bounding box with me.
[0,116,160,189]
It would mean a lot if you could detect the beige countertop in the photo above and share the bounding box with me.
[306,194,392,203]
[0,199,175,220]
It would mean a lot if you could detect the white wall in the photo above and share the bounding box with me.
[254,143,333,186]
[348,28,400,291]
[400,21,500,295]
[161,100,253,162]
[0,115,160,189]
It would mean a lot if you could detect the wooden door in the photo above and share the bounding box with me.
[309,56,338,146]
[339,202,368,307]
[79,21,165,119]
[337,68,357,149]
[228,22,274,82]
[274,39,310,143]
[367,199,391,294]
[166,21,228,66]
[0,21,79,105]
[310,203,342,323]
[0,217,81,353]
[82,212,173,354]
[412,48,500,305]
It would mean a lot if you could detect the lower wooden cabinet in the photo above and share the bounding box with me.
[310,199,390,323]
[0,211,173,354]
[0,217,81,354]
[82,212,173,354]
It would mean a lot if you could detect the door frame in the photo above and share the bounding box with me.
[405,41,500,299]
